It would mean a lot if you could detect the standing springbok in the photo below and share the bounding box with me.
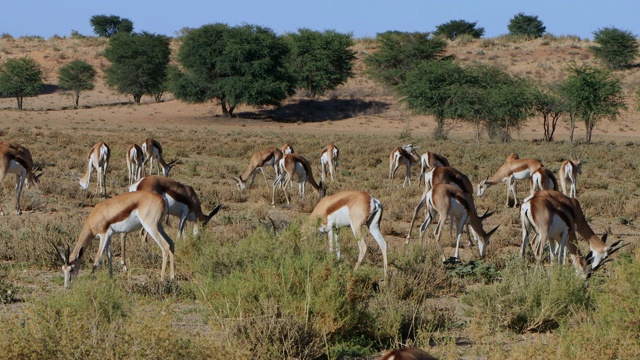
[320,144,339,182]
[389,144,420,188]
[79,142,110,197]
[52,191,175,288]
[126,144,144,185]
[0,142,42,215]
[272,154,325,206]
[310,190,388,277]
[418,151,450,184]
[530,166,558,193]
[142,138,178,177]
[559,158,582,198]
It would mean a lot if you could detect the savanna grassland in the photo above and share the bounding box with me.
[0,34,640,359]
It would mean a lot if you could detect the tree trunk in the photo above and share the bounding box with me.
[433,116,446,140]
[221,102,230,117]
[133,94,142,104]
[569,113,576,144]
[585,119,595,143]
[16,97,23,110]
[74,92,80,108]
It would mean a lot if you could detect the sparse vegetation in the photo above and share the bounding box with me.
[0,34,639,359]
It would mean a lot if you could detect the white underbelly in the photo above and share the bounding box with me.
[327,206,351,228]
[512,169,532,181]
[109,210,143,233]
[546,214,569,240]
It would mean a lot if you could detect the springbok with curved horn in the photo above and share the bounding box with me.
[310,190,388,277]
[389,144,420,188]
[52,191,175,288]
[126,144,144,185]
[524,190,624,272]
[234,146,283,191]
[320,144,339,182]
[142,138,178,177]
[0,142,42,215]
[272,154,325,206]
[79,142,110,197]
[420,183,499,261]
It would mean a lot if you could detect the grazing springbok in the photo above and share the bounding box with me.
[52,191,175,288]
[130,175,221,238]
[406,166,474,243]
[418,151,450,184]
[559,158,582,198]
[477,155,543,207]
[142,138,178,177]
[524,190,625,272]
[320,144,339,182]
[389,144,420,188]
[234,146,283,191]
[126,144,144,185]
[310,190,388,277]
[420,183,499,261]
[79,142,110,197]
[0,142,42,215]
[272,154,325,205]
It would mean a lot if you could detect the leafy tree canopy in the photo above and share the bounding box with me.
[90,15,133,37]
[170,23,295,117]
[560,64,626,143]
[58,59,96,108]
[365,31,449,87]
[104,32,170,104]
[434,19,485,40]
[0,56,43,110]
[590,27,639,69]
[507,13,546,38]
[285,28,356,96]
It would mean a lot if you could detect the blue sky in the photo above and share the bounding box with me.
[2,1,639,40]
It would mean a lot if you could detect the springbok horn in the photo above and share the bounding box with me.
[51,241,67,263]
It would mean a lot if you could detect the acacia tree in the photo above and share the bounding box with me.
[560,64,626,143]
[365,31,448,87]
[0,57,43,110]
[285,28,356,96]
[434,20,485,40]
[590,27,639,69]
[397,60,465,139]
[104,32,170,104]
[58,59,96,108]
[90,15,133,37]
[170,23,295,117]
[507,13,546,38]
[531,88,565,141]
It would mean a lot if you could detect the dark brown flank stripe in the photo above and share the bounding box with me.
[324,193,355,217]
[99,201,139,233]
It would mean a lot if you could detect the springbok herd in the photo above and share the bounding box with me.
[0,139,625,288]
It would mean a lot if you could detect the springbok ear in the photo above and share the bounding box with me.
[76,246,82,260]
[601,232,608,244]
[208,204,222,218]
